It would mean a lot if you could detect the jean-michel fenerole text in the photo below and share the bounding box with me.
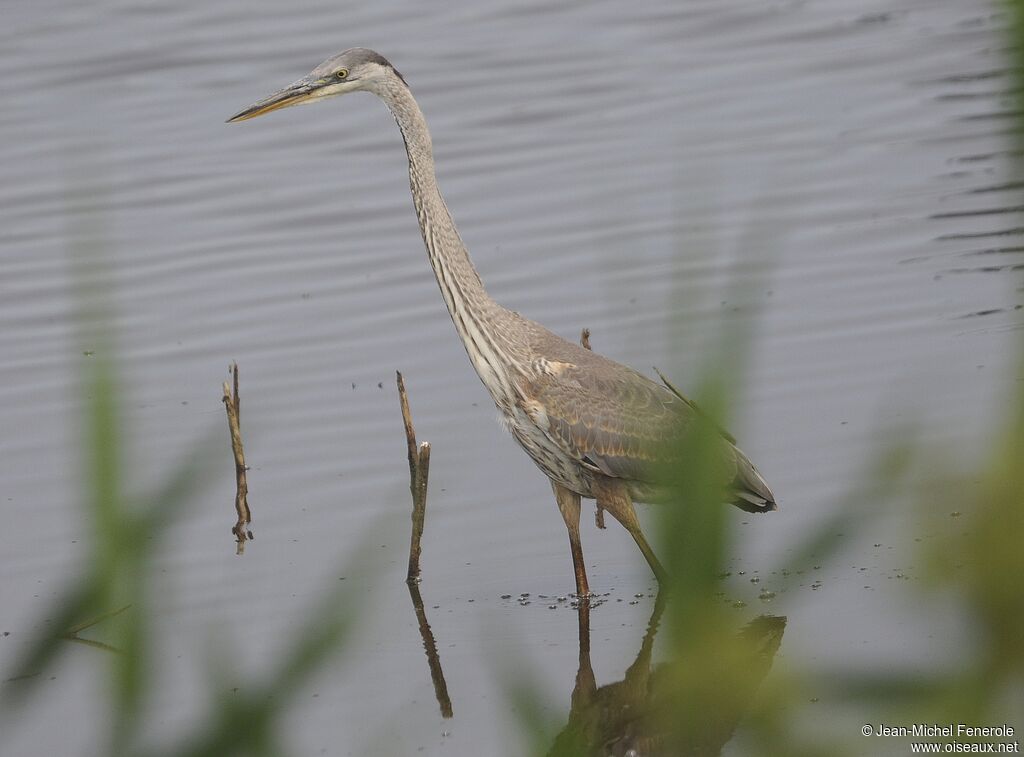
[874,724,1016,739]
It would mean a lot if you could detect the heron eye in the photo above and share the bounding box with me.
[335,68,349,80]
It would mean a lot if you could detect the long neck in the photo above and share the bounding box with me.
[376,76,520,400]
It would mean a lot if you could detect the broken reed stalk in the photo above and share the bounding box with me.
[222,362,252,554]
[61,604,131,655]
[579,329,605,529]
[397,371,431,581]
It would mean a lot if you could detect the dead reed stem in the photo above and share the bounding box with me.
[222,362,252,554]
[62,604,131,655]
[397,371,431,581]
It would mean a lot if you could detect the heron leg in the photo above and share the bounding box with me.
[551,481,591,597]
[593,476,668,584]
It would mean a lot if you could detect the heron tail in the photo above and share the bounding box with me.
[729,447,777,513]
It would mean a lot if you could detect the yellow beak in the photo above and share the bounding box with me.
[226,80,320,123]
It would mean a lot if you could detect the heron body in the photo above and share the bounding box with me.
[229,48,776,595]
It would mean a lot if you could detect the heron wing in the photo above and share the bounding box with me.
[509,319,775,509]
[520,357,698,484]
[521,361,776,510]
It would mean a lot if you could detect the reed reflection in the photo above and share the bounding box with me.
[406,581,453,719]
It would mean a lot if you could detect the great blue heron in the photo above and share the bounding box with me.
[228,48,776,595]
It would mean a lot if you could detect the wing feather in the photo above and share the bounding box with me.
[508,318,776,509]
[521,357,700,484]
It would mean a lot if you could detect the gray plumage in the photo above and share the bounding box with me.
[229,48,777,593]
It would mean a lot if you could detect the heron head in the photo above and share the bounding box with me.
[227,48,404,122]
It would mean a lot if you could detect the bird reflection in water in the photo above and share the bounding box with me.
[549,595,786,757]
